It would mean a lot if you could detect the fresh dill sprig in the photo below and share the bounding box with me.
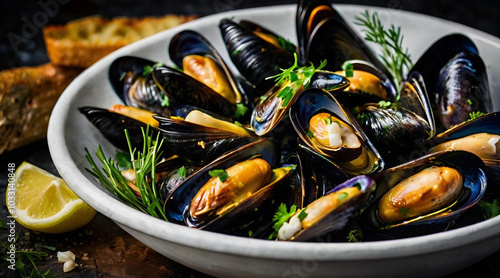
[266,53,327,107]
[346,229,363,242]
[268,203,297,240]
[1,237,55,278]
[85,126,168,221]
[355,10,413,95]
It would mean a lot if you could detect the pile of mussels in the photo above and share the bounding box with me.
[81,0,500,241]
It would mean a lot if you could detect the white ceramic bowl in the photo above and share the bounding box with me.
[48,4,500,278]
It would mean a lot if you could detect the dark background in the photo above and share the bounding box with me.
[1,0,500,70]
[1,0,500,277]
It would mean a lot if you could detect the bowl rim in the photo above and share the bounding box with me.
[48,4,500,262]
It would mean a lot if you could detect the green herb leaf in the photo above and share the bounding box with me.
[399,207,410,215]
[209,169,229,182]
[269,203,297,240]
[119,72,126,81]
[478,199,500,219]
[248,230,254,238]
[355,10,412,95]
[160,92,170,107]
[42,245,56,252]
[378,100,393,109]
[469,111,485,121]
[143,62,165,76]
[115,150,132,170]
[467,99,473,105]
[234,103,249,118]
[177,166,187,178]
[234,121,242,127]
[338,192,349,201]
[298,209,308,222]
[324,117,332,125]
[342,62,354,78]
[346,229,363,242]
[306,130,314,138]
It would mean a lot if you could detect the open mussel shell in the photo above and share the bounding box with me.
[435,51,492,130]
[432,112,500,186]
[283,175,375,242]
[109,56,170,116]
[79,106,164,152]
[296,0,387,74]
[168,30,246,106]
[164,138,287,232]
[154,108,255,165]
[152,66,236,119]
[409,33,479,105]
[296,142,350,207]
[219,18,295,92]
[363,150,487,238]
[289,88,383,175]
[251,72,350,136]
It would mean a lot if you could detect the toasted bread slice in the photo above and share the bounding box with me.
[0,64,83,154]
[43,14,197,67]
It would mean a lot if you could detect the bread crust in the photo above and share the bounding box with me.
[0,64,83,153]
[43,14,197,67]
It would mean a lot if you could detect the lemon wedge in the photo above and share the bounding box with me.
[6,162,96,234]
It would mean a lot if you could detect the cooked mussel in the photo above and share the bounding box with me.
[79,106,163,152]
[219,18,295,92]
[154,106,255,165]
[169,30,246,106]
[289,88,383,175]
[278,175,375,241]
[251,71,350,136]
[364,151,487,236]
[109,56,170,116]
[164,139,295,232]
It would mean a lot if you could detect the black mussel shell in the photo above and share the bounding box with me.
[435,51,492,130]
[164,139,281,229]
[363,151,487,239]
[409,33,479,105]
[168,30,247,107]
[79,106,164,152]
[219,18,295,92]
[152,66,236,119]
[297,142,350,207]
[109,56,170,116]
[154,112,255,165]
[285,175,375,241]
[289,88,383,175]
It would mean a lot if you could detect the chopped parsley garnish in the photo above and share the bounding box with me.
[209,169,229,182]
[143,62,165,76]
[324,117,332,125]
[119,72,126,81]
[306,130,314,138]
[248,230,254,238]
[353,182,362,190]
[356,112,369,123]
[378,100,393,109]
[467,99,473,105]
[346,229,363,242]
[338,192,349,201]
[160,92,170,107]
[235,103,249,118]
[115,150,132,170]
[399,207,410,215]
[234,121,242,127]
[298,209,308,222]
[355,10,413,95]
[177,166,187,178]
[468,111,485,121]
[266,53,327,107]
[478,199,500,219]
[342,62,354,78]
[269,203,297,240]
